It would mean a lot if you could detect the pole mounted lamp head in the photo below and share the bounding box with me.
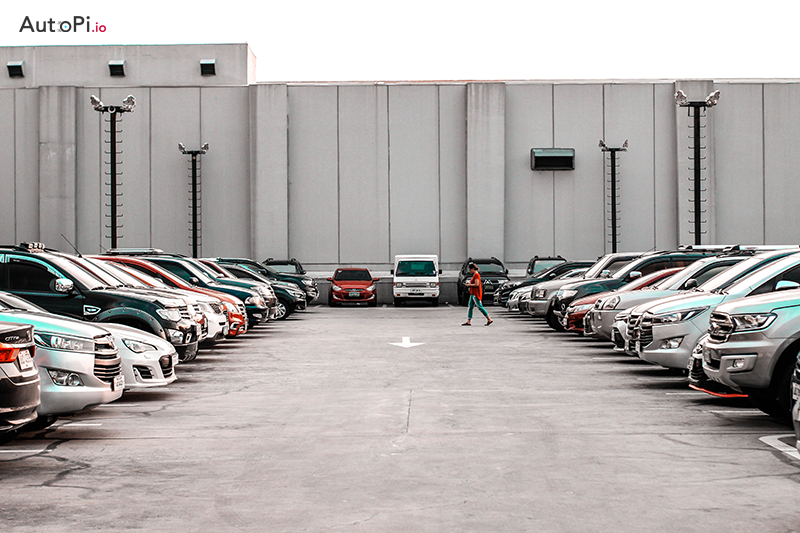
[178,143,187,154]
[705,90,720,107]
[674,90,689,106]
[121,95,136,111]
[90,94,104,111]
[598,139,607,150]
[200,143,209,154]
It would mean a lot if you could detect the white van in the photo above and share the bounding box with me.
[391,255,441,306]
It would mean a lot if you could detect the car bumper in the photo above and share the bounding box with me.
[700,332,780,392]
[0,370,41,431]
[589,309,619,340]
[37,365,123,416]
[527,299,550,317]
[331,291,377,303]
[122,350,178,390]
[394,288,440,299]
[639,321,705,369]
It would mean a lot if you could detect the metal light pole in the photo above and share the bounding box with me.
[675,89,720,245]
[178,143,209,258]
[90,95,136,249]
[599,139,628,253]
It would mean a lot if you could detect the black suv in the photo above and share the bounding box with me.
[264,258,306,275]
[494,260,595,307]
[217,258,319,304]
[0,320,39,443]
[457,257,509,306]
[0,243,199,359]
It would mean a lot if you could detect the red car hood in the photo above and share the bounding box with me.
[333,281,372,289]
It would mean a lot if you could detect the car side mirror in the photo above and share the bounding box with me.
[390,269,394,275]
[438,269,442,275]
[299,269,306,274]
[327,277,333,282]
[373,278,380,282]
[505,269,509,274]
[190,277,200,284]
[684,279,698,290]
[52,278,74,294]
[549,273,556,278]
[776,280,800,291]
[601,270,611,278]
[629,271,642,280]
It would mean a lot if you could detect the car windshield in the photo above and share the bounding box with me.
[86,258,149,288]
[112,262,171,289]
[0,292,46,313]
[57,255,125,288]
[584,255,636,279]
[701,252,797,293]
[187,260,226,283]
[396,260,436,277]
[529,259,565,274]
[334,269,372,281]
[268,263,300,274]
[24,254,108,290]
[475,262,505,274]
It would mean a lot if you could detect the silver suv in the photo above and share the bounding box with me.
[699,288,800,418]
[626,250,800,370]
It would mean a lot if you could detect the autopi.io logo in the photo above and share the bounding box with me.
[19,16,107,33]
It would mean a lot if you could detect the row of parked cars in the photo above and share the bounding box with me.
[496,245,800,452]
[0,243,318,444]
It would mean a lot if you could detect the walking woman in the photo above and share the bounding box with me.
[462,262,493,326]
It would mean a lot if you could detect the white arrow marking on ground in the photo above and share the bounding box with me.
[759,434,800,461]
[389,337,424,348]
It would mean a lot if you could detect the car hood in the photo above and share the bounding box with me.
[94,287,184,308]
[639,291,725,316]
[332,281,373,289]
[532,278,583,291]
[603,289,683,312]
[713,288,800,316]
[0,309,111,339]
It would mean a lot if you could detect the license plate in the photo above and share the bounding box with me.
[410,290,423,295]
[112,374,125,391]
[348,292,361,298]
[17,348,34,371]
[635,340,641,353]
[793,382,800,402]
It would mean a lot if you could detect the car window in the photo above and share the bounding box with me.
[691,264,733,287]
[476,262,505,274]
[750,264,800,296]
[7,260,58,292]
[396,261,436,277]
[528,259,565,275]
[156,261,198,283]
[635,259,671,277]
[268,264,297,274]
[334,269,372,281]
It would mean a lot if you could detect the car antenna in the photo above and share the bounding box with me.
[61,233,82,258]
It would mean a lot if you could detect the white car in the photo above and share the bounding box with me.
[101,323,178,390]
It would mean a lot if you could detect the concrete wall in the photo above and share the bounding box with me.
[4,46,800,272]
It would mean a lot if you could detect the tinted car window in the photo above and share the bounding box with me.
[692,264,732,287]
[7,261,57,292]
[635,259,671,277]
[334,269,372,281]
[475,262,505,274]
[396,261,435,277]
[750,264,800,296]
[528,259,565,275]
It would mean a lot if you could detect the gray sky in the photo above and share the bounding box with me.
[3,0,797,82]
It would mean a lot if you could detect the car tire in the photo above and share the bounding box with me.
[745,355,796,420]
[275,299,293,320]
[546,308,565,332]
[393,297,402,307]
[367,298,377,307]
[23,414,58,432]
[328,294,339,307]
[430,297,439,307]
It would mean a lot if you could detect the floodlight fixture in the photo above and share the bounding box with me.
[90,95,104,111]
[178,143,187,154]
[705,90,720,107]
[121,95,136,111]
[675,90,688,106]
[200,143,209,154]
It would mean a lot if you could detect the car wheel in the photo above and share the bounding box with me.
[546,308,565,332]
[367,298,377,307]
[328,293,339,307]
[393,297,402,307]
[746,355,795,420]
[275,299,293,320]
[0,430,18,445]
[430,297,439,307]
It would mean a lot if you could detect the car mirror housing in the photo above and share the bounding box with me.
[190,277,200,284]
[684,279,698,290]
[776,280,800,291]
[390,269,394,275]
[373,278,380,282]
[629,271,642,280]
[601,270,611,278]
[52,278,74,294]
[327,277,333,282]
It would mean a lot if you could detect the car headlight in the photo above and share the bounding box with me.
[34,332,93,353]
[156,308,182,322]
[560,289,578,299]
[289,290,306,299]
[730,313,777,331]
[302,279,313,286]
[245,295,264,306]
[603,296,621,310]
[429,282,438,288]
[48,369,84,387]
[395,282,405,288]
[122,338,159,353]
[651,307,708,324]
[366,284,376,291]
[223,301,238,313]
[331,284,343,291]
[534,289,547,299]
[569,304,593,313]
[614,311,631,322]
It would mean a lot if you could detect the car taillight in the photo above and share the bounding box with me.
[0,342,20,363]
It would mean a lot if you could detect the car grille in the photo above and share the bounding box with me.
[639,314,654,346]
[611,327,625,350]
[626,312,643,340]
[179,305,191,320]
[134,365,153,380]
[405,283,428,288]
[708,312,734,343]
[93,334,121,383]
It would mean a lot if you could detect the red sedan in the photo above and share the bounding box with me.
[328,268,378,307]
[563,268,682,334]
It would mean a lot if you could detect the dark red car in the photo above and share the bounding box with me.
[563,268,682,333]
[328,268,378,307]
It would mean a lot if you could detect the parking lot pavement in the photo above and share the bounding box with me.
[2,305,800,532]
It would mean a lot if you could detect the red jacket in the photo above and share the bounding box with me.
[469,272,483,300]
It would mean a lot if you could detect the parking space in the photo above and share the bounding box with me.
[2,305,799,532]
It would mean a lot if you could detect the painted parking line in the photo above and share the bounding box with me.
[60,423,103,427]
[708,410,768,416]
[0,449,49,454]
[759,434,800,461]
[98,404,140,407]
